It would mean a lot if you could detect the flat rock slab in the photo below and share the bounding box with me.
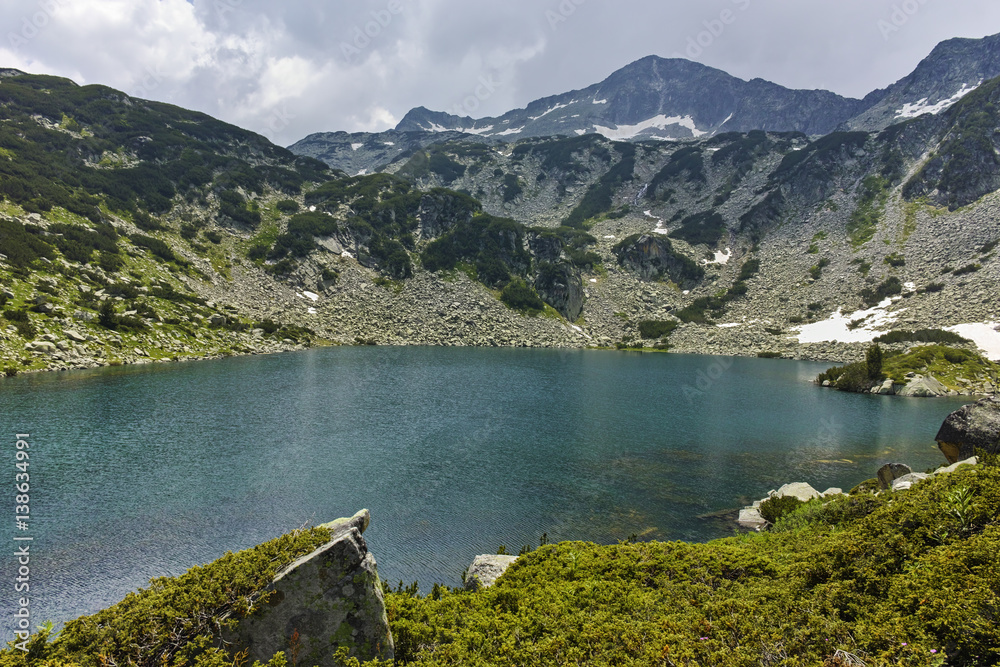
[737,507,768,530]
[226,509,393,665]
[465,555,519,591]
[891,472,931,491]
[897,375,949,397]
[774,482,821,502]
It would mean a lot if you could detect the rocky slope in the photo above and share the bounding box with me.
[845,32,1000,132]
[2,68,999,382]
[296,32,1000,176]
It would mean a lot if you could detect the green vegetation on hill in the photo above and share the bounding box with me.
[564,144,636,228]
[647,146,705,200]
[818,344,999,393]
[669,211,727,246]
[0,72,327,220]
[0,527,333,667]
[387,463,1000,666]
[675,258,760,324]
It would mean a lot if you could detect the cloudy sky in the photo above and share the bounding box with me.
[2,0,998,146]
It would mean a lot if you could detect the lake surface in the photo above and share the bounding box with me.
[0,347,970,632]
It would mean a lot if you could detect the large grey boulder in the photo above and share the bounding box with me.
[897,375,949,397]
[226,509,393,665]
[464,554,519,591]
[936,397,1000,463]
[877,463,913,490]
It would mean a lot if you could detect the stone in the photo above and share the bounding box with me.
[225,509,393,665]
[65,329,87,342]
[891,472,930,491]
[209,314,227,327]
[773,482,821,502]
[464,554,519,591]
[877,379,895,395]
[932,457,979,476]
[737,507,768,530]
[877,463,913,490]
[935,397,1000,463]
[821,488,844,497]
[897,375,948,398]
[25,341,57,354]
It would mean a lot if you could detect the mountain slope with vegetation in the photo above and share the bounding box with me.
[2,63,1000,376]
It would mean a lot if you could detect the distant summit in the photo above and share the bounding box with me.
[394,56,867,142]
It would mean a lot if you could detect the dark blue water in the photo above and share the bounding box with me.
[0,347,969,633]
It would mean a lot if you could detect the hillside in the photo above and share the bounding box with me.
[1,69,999,378]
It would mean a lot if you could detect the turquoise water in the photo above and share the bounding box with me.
[0,347,969,631]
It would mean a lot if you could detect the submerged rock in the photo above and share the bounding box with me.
[936,396,1000,463]
[225,509,393,665]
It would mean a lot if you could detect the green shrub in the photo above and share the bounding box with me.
[501,279,545,314]
[953,263,981,276]
[884,252,906,267]
[758,495,805,524]
[860,276,903,306]
[637,320,678,340]
[874,329,969,345]
[276,199,300,214]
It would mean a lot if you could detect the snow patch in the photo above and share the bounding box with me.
[590,278,598,283]
[307,307,317,315]
[302,291,319,302]
[351,143,363,151]
[593,98,608,105]
[308,206,317,213]
[593,114,706,141]
[895,83,980,119]
[494,126,524,137]
[529,102,571,121]
[644,210,669,235]
[702,248,732,266]
[355,169,369,176]
[795,298,903,345]
[716,323,742,329]
[425,122,449,132]
[461,125,494,136]
[720,112,735,126]
[946,322,1000,361]
[383,141,395,146]
[574,129,587,136]
[341,251,354,259]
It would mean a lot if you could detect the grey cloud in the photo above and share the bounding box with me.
[1,0,998,145]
